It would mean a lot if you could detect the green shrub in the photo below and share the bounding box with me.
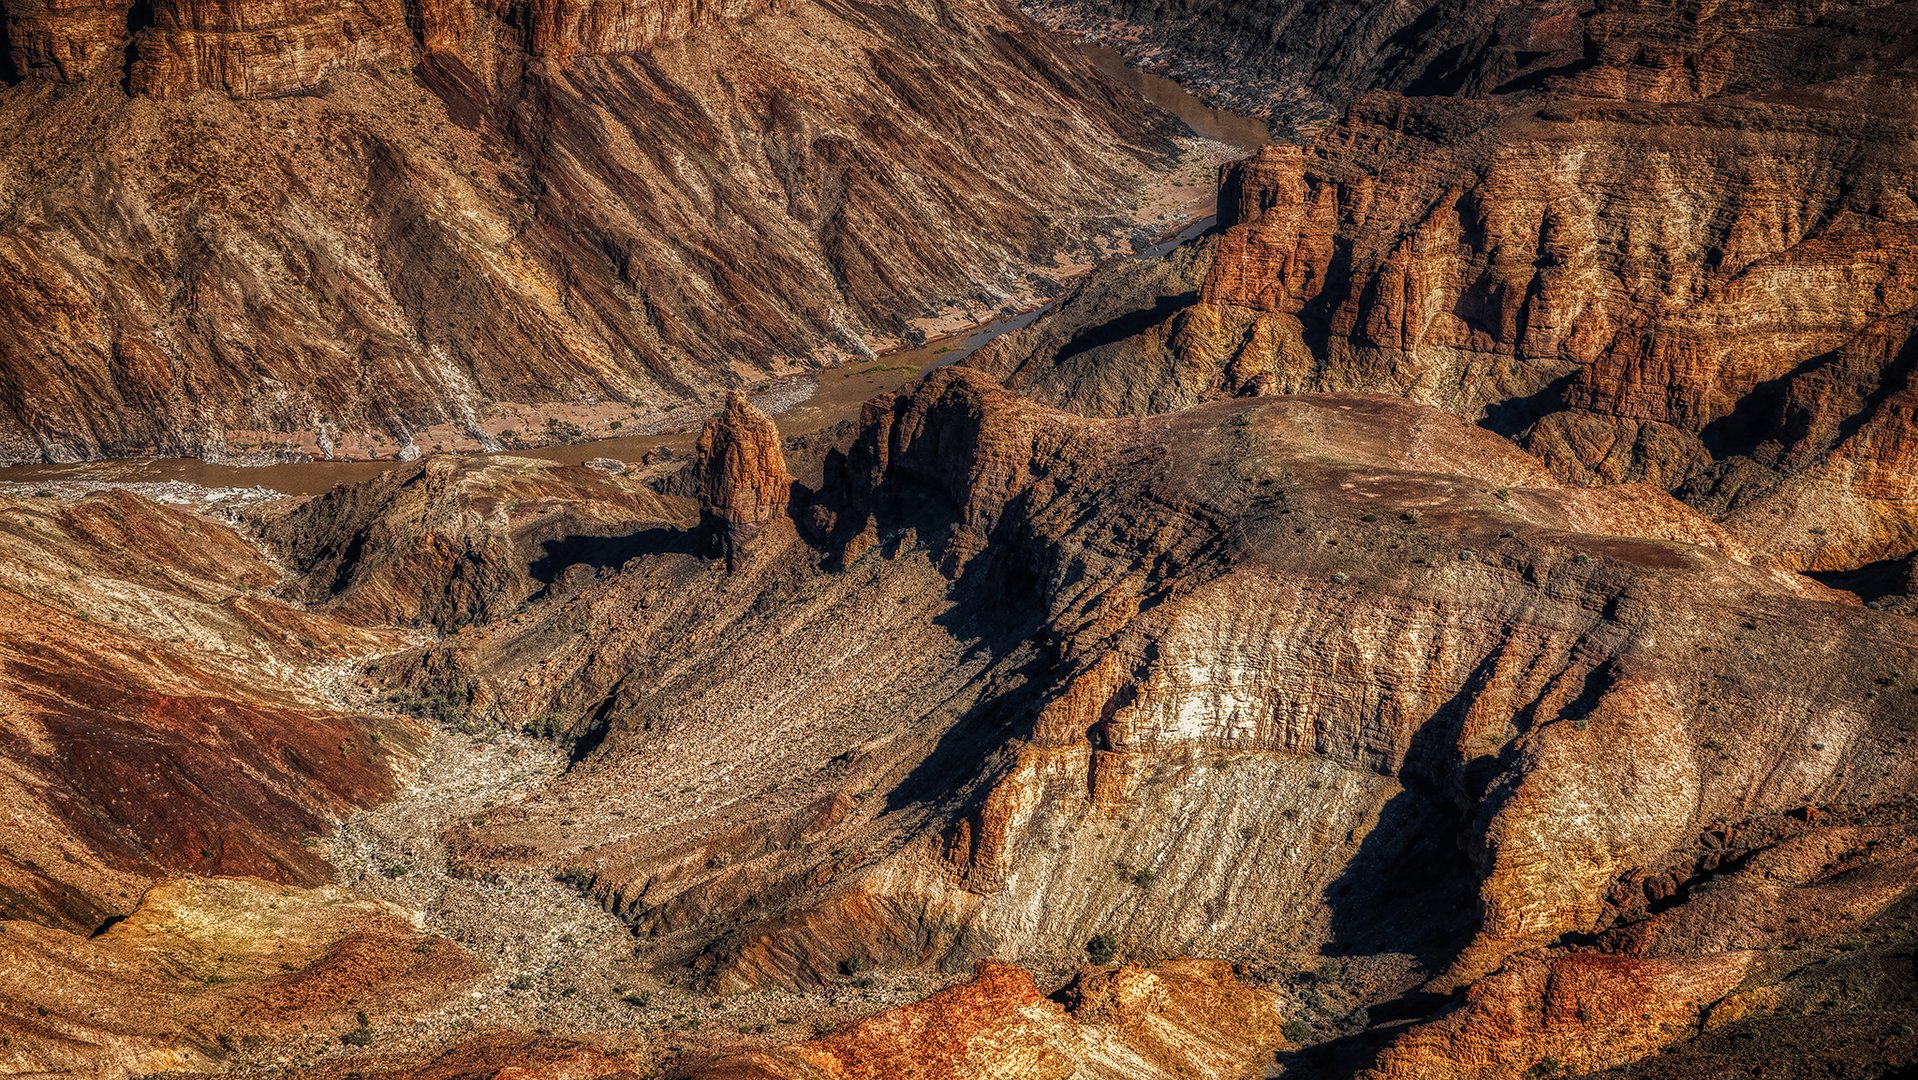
[1086,932,1119,965]
[1281,1018,1313,1044]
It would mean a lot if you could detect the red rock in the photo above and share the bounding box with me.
[692,390,791,566]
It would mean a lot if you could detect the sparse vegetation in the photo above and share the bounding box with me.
[382,678,474,727]
[339,1010,374,1047]
[1281,1018,1314,1044]
[1086,932,1119,965]
[523,712,565,738]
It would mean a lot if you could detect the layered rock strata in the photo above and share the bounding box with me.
[0,0,1179,461]
[0,489,406,931]
[399,366,1915,1076]
[977,0,1918,581]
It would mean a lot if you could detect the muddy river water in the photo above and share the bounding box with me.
[0,44,1266,499]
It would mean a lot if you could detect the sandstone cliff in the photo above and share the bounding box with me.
[397,366,1915,1075]
[0,0,1182,461]
[692,389,792,566]
[978,0,1918,589]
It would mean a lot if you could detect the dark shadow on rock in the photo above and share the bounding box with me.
[1807,554,1914,606]
[0,15,18,85]
[121,0,156,95]
[1322,785,1479,972]
[1698,347,1842,462]
[1480,372,1576,438]
[529,526,701,585]
[1053,290,1198,365]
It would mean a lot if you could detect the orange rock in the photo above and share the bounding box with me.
[692,390,792,567]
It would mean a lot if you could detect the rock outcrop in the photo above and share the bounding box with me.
[408,367,1914,1076]
[127,0,416,99]
[0,0,1181,461]
[692,390,791,567]
[978,0,1918,584]
[700,958,1287,1080]
[262,453,686,629]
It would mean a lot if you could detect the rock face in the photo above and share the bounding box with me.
[262,453,685,629]
[692,390,791,566]
[0,489,407,931]
[408,366,1914,1076]
[0,0,1180,461]
[1022,0,1590,131]
[699,958,1287,1080]
[127,0,416,99]
[978,0,1918,585]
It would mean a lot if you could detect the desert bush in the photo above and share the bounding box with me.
[1086,932,1118,965]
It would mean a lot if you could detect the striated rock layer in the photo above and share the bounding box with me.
[0,0,1181,462]
[383,368,1916,1077]
[979,0,1918,584]
[0,489,408,931]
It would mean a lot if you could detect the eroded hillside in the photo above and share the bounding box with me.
[0,0,1201,462]
[979,0,1918,593]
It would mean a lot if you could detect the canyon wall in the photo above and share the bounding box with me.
[979,0,1918,579]
[0,0,1180,462]
[382,368,1917,1075]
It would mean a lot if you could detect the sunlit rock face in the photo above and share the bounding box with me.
[0,0,1178,462]
[979,0,1918,583]
[692,390,792,567]
[406,368,1914,1077]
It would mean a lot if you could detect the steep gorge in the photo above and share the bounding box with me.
[369,368,1918,1077]
[0,0,1190,462]
[0,0,1913,1077]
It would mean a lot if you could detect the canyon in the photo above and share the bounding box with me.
[0,0,1914,1078]
[0,0,1222,462]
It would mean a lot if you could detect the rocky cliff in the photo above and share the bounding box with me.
[978,0,1918,588]
[0,0,1184,462]
[692,389,792,566]
[1021,0,1592,131]
[385,367,1917,1076]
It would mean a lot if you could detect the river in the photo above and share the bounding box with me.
[0,44,1266,500]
